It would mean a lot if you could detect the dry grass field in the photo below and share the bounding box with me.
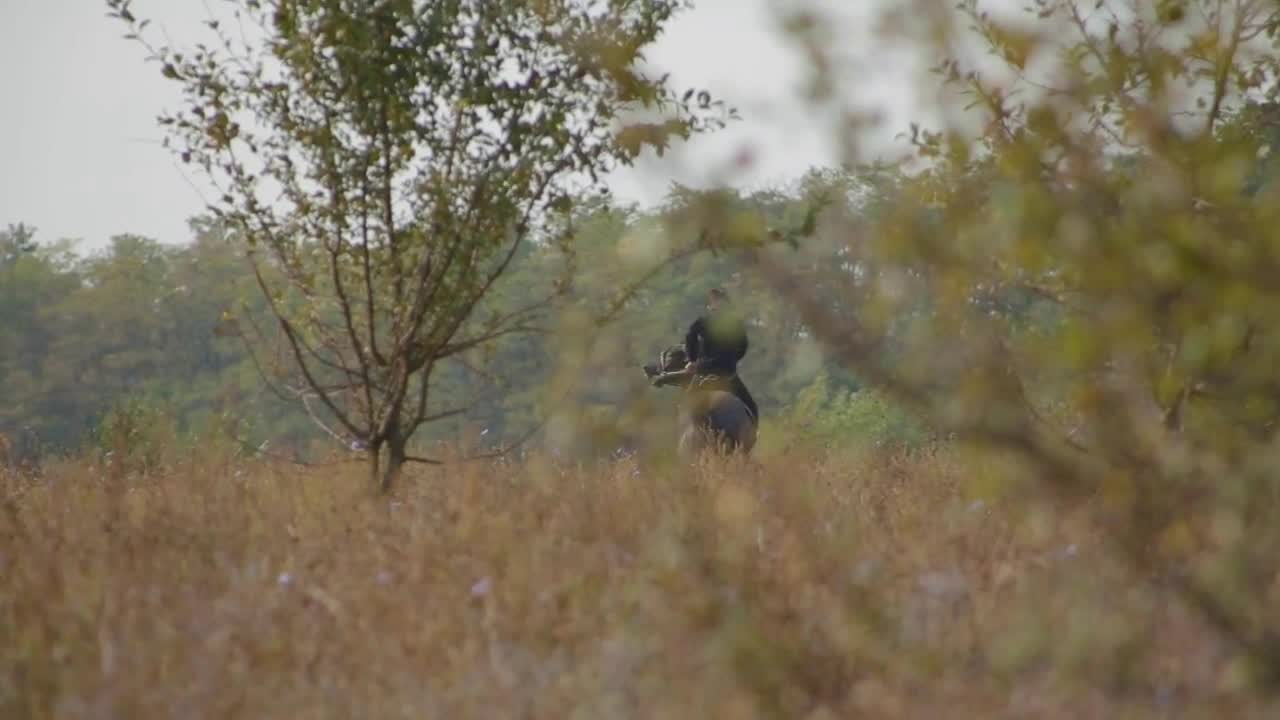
[2,443,1274,719]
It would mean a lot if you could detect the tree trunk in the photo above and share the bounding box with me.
[380,431,407,494]
[368,440,382,491]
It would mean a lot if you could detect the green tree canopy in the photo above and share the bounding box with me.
[107,0,731,490]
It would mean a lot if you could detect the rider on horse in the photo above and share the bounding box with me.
[676,287,759,423]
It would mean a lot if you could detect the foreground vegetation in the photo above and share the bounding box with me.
[4,444,1274,718]
[9,0,1280,714]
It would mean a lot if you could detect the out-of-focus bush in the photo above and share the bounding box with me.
[710,0,1280,688]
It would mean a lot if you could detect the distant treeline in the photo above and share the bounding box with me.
[1,169,932,462]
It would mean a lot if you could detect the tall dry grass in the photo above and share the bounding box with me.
[1,444,1272,718]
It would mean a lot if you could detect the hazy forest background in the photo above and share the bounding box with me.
[9,0,1280,716]
[0,169,912,467]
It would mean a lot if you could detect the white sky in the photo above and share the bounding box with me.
[0,0,940,252]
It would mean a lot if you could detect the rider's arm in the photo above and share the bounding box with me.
[684,318,704,363]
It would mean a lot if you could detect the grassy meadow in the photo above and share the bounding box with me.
[2,442,1270,719]
[10,0,1280,717]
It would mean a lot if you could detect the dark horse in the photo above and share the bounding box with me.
[643,344,757,457]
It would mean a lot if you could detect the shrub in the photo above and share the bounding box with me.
[781,370,930,451]
[95,397,177,477]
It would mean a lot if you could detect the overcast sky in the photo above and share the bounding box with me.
[0,0,932,252]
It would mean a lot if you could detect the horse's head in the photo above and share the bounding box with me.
[657,345,688,374]
[643,344,691,388]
